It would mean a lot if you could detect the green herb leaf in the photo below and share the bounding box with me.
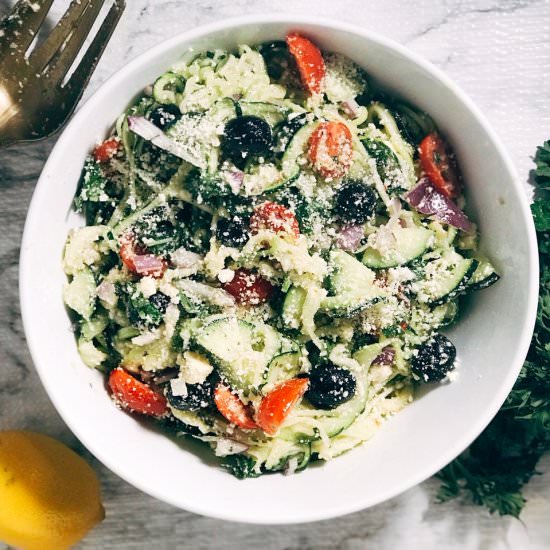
[437,139,550,517]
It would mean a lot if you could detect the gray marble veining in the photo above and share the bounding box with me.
[1,0,550,548]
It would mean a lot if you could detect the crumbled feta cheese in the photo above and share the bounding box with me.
[178,351,213,384]
[138,276,157,298]
[217,268,235,284]
[170,377,188,397]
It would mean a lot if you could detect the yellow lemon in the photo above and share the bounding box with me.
[0,431,104,550]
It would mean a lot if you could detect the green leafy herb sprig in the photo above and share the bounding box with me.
[437,141,550,518]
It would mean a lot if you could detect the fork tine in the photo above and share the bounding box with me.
[29,0,99,70]
[0,0,54,51]
[61,0,125,104]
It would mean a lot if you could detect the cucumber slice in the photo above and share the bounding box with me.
[468,259,500,291]
[153,72,185,105]
[362,225,433,269]
[277,122,316,187]
[282,286,307,329]
[321,249,388,317]
[63,269,96,320]
[194,316,281,392]
[429,221,458,248]
[239,101,289,127]
[263,351,301,389]
[412,250,478,305]
[77,338,107,368]
[274,113,308,153]
[80,314,108,341]
[409,301,459,335]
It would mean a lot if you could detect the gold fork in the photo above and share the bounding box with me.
[0,0,125,147]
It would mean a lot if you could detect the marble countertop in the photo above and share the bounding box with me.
[1,0,550,548]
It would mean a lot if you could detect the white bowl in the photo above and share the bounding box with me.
[20,14,538,524]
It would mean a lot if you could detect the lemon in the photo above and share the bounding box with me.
[0,431,104,550]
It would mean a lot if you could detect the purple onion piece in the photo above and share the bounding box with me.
[335,224,364,251]
[341,97,360,118]
[372,346,396,367]
[226,169,244,194]
[127,116,204,169]
[405,178,473,233]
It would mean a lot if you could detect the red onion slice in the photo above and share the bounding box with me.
[341,98,360,118]
[405,178,473,233]
[335,224,364,251]
[372,346,396,366]
[226,169,244,194]
[127,116,205,169]
[133,253,167,276]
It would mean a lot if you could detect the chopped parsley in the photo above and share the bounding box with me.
[437,140,550,517]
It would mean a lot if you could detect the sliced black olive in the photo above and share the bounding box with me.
[149,292,171,314]
[258,41,293,80]
[150,104,181,130]
[216,216,250,247]
[334,181,377,224]
[411,333,456,383]
[306,363,357,410]
[222,115,273,167]
[165,378,215,412]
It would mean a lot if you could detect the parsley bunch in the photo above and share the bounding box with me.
[437,141,550,517]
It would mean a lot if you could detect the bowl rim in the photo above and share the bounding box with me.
[20,13,539,523]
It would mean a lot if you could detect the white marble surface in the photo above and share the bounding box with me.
[1,0,550,548]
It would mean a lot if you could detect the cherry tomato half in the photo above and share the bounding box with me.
[214,385,258,430]
[418,133,461,198]
[249,201,300,238]
[109,367,168,417]
[93,137,120,163]
[222,268,275,306]
[286,33,325,94]
[308,121,353,180]
[256,378,309,435]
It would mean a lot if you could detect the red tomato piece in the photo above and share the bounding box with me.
[214,385,258,430]
[256,378,309,435]
[286,33,325,94]
[308,121,353,180]
[119,236,138,272]
[108,367,168,417]
[418,133,461,198]
[119,233,167,278]
[93,137,120,163]
[249,201,300,238]
[222,268,275,305]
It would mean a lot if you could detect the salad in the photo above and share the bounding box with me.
[63,34,500,478]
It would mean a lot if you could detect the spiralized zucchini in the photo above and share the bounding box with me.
[64,38,498,479]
